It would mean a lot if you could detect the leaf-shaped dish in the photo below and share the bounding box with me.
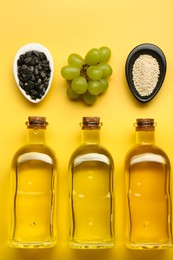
[13,43,54,103]
[125,43,166,103]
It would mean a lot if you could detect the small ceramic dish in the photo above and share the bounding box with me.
[125,43,166,103]
[13,43,54,103]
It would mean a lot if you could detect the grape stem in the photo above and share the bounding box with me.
[80,64,89,81]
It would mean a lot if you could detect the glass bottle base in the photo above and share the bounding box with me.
[69,240,114,249]
[9,239,56,249]
[125,241,173,250]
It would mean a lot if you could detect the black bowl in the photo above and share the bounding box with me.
[125,43,166,103]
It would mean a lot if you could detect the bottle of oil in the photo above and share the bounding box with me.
[9,116,57,248]
[125,118,172,249]
[69,117,114,249]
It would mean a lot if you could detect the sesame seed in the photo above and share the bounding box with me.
[132,54,160,96]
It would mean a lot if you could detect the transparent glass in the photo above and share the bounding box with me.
[69,128,114,249]
[9,127,57,248]
[125,129,172,249]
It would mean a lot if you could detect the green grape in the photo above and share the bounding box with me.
[82,91,97,105]
[99,46,111,62]
[97,63,112,78]
[85,48,101,65]
[86,65,103,80]
[66,86,80,99]
[61,65,80,80]
[88,80,103,95]
[61,46,112,105]
[68,53,84,68]
[99,78,109,93]
[71,76,88,94]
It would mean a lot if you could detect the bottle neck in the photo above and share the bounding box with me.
[136,130,155,145]
[81,129,100,144]
[26,128,46,144]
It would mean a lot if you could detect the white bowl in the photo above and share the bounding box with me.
[13,43,54,103]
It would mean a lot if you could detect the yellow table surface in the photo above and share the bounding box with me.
[1,0,173,259]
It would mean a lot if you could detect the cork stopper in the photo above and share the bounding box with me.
[135,118,155,131]
[80,117,102,130]
[26,116,48,129]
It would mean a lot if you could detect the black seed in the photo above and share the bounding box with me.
[24,57,32,64]
[30,60,35,66]
[41,60,49,65]
[44,81,48,88]
[43,77,48,82]
[18,66,22,73]
[22,73,31,81]
[26,51,33,57]
[19,80,24,89]
[17,59,23,66]
[34,67,39,75]
[23,83,29,90]
[40,71,46,78]
[37,64,42,70]
[21,64,28,71]
[32,51,40,57]
[31,75,35,81]
[28,81,34,88]
[37,93,43,99]
[29,66,34,72]
[39,52,47,60]
[35,58,39,65]
[31,95,37,100]
[42,87,46,94]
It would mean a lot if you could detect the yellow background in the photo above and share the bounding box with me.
[0,0,173,259]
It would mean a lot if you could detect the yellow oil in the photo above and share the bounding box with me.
[9,145,56,248]
[69,145,114,249]
[125,145,172,249]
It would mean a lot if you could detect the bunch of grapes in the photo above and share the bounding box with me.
[61,46,112,105]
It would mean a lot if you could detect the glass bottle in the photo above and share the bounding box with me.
[69,117,114,249]
[9,116,57,248]
[125,118,172,249]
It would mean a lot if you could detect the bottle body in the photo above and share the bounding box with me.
[10,144,57,248]
[125,119,172,249]
[69,144,114,249]
[69,117,114,249]
[9,117,57,248]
